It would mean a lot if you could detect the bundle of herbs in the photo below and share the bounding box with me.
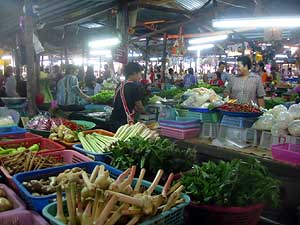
[110,137,197,180]
[180,159,280,207]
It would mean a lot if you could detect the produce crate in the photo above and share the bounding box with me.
[159,117,200,129]
[0,138,65,154]
[0,126,26,136]
[1,150,92,192]
[0,210,49,225]
[0,132,41,145]
[176,108,188,117]
[160,126,200,140]
[200,123,219,139]
[42,175,190,225]
[271,144,300,165]
[188,108,221,123]
[73,129,115,161]
[220,115,257,128]
[289,136,300,144]
[0,184,26,220]
[12,162,122,212]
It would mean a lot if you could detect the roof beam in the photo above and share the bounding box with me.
[44,1,118,28]
[130,3,192,18]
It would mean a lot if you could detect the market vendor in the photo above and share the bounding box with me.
[224,56,265,107]
[109,62,145,132]
[56,64,91,107]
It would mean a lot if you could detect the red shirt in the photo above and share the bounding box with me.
[210,79,224,87]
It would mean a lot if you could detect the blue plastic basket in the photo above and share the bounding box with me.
[218,110,263,118]
[73,143,112,162]
[221,115,257,128]
[0,126,26,136]
[12,162,122,212]
[42,176,190,225]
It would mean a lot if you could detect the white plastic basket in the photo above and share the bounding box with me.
[200,123,219,139]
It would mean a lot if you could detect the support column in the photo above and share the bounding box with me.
[63,27,69,65]
[144,37,149,79]
[118,0,129,65]
[161,33,168,85]
[24,0,37,116]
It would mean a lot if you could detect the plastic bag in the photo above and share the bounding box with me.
[288,120,300,136]
[252,114,274,130]
[277,111,292,130]
[288,104,300,120]
[271,123,289,137]
[271,104,287,119]
[182,93,210,108]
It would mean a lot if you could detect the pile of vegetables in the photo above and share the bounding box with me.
[180,159,280,207]
[182,88,222,109]
[158,88,184,99]
[53,165,184,225]
[78,123,159,154]
[197,83,224,94]
[111,137,197,180]
[265,98,285,110]
[0,188,13,212]
[78,133,118,154]
[0,143,39,155]
[27,114,85,132]
[0,150,64,175]
[49,125,78,143]
[22,167,84,196]
[252,103,300,137]
[218,102,261,113]
[91,90,115,104]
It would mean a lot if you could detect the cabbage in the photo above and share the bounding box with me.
[271,105,287,119]
[288,104,300,120]
[252,114,274,130]
[271,123,289,137]
[288,120,300,136]
[277,111,292,130]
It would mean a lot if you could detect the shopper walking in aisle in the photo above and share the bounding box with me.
[224,56,265,107]
[183,68,197,88]
[85,66,96,96]
[109,62,145,132]
[256,61,271,85]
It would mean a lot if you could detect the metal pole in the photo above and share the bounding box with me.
[144,37,149,79]
[161,33,167,85]
[24,0,37,116]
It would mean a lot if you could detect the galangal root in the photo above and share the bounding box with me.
[56,165,184,225]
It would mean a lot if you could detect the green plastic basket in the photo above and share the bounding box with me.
[42,179,190,225]
[26,128,50,138]
[201,112,221,123]
[71,120,96,130]
[176,109,188,117]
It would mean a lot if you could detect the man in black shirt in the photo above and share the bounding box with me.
[109,62,145,132]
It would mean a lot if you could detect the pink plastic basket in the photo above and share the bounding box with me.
[0,184,26,221]
[271,143,300,165]
[0,210,49,225]
[160,126,200,140]
[2,150,92,192]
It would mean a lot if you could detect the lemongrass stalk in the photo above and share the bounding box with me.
[55,185,67,223]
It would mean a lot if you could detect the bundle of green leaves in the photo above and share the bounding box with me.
[180,159,280,207]
[91,90,115,104]
[110,137,197,180]
[158,88,185,99]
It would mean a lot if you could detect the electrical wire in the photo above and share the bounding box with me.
[216,0,248,9]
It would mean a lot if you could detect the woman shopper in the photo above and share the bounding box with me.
[109,62,145,132]
[224,56,265,107]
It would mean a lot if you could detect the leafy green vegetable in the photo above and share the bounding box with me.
[265,98,286,109]
[180,158,280,207]
[158,88,185,99]
[110,137,197,180]
[91,90,115,104]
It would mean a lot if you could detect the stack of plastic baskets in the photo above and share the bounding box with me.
[159,117,201,140]
[259,131,290,150]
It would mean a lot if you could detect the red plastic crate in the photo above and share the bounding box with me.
[160,126,200,140]
[2,150,92,192]
[0,132,41,145]
[271,144,300,165]
[0,138,65,154]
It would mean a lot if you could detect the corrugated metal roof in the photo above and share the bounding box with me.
[175,0,210,11]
